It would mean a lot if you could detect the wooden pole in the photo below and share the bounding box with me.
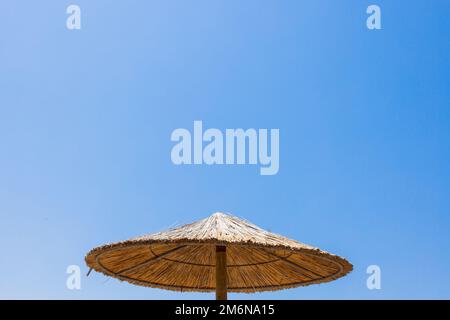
[215,245,227,300]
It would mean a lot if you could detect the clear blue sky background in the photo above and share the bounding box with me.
[1,1,449,299]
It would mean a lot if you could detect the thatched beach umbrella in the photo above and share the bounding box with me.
[85,212,352,299]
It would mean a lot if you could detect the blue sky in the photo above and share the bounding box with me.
[0,0,449,299]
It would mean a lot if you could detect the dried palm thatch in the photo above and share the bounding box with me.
[85,212,352,298]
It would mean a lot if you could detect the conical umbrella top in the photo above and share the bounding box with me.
[85,212,352,295]
[130,212,320,249]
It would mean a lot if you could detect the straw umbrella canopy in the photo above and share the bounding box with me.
[85,212,352,299]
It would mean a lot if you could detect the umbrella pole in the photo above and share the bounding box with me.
[215,245,227,300]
